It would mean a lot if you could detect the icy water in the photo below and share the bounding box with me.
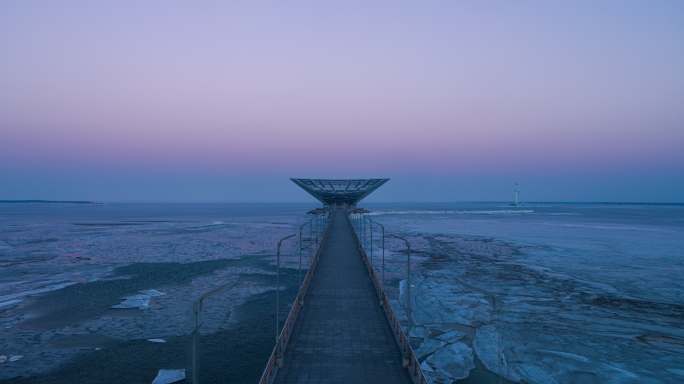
[365,202,684,383]
[1,202,682,383]
[0,203,315,383]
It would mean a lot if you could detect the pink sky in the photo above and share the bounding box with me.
[1,1,683,201]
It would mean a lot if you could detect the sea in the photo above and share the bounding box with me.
[0,202,682,383]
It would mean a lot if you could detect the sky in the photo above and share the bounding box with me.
[1,1,683,202]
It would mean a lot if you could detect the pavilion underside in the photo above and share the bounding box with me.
[291,178,389,206]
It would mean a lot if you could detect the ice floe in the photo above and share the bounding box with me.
[409,326,428,338]
[424,342,475,381]
[414,338,445,360]
[111,289,165,310]
[151,369,185,384]
[405,278,492,326]
[515,363,558,384]
[473,325,520,382]
[9,355,23,362]
[436,329,466,343]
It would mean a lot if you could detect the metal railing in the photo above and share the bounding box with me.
[350,213,413,326]
[258,211,330,384]
[190,212,329,384]
[349,212,427,384]
[190,280,240,384]
[275,234,296,342]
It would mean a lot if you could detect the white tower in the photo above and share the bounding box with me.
[513,183,520,206]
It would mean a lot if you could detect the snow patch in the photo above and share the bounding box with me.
[151,369,185,384]
[112,289,165,310]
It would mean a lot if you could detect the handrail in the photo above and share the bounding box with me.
[364,217,386,287]
[258,212,331,384]
[386,234,412,329]
[275,234,297,342]
[191,280,240,384]
[298,221,310,286]
[348,214,427,384]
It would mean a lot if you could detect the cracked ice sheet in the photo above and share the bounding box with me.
[373,204,684,383]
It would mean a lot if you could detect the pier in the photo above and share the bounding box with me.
[259,179,426,384]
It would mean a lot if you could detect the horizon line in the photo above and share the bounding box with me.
[1,199,683,205]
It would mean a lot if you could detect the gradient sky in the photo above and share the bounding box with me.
[1,1,683,202]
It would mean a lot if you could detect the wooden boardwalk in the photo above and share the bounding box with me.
[272,209,412,384]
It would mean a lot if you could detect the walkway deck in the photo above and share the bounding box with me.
[273,209,412,384]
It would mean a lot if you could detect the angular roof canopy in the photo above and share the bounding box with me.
[291,178,389,206]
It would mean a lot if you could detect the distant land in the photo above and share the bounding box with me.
[0,200,681,206]
[0,200,96,204]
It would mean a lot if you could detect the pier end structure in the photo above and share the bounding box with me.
[290,178,389,208]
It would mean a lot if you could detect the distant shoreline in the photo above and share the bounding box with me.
[0,200,96,204]
[0,200,682,206]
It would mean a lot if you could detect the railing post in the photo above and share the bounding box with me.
[276,234,296,343]
[366,217,369,251]
[314,216,319,245]
[381,223,385,288]
[191,280,240,384]
[407,240,411,330]
[298,225,303,286]
[364,215,368,250]
[192,301,200,384]
[361,214,365,249]
[369,218,373,266]
[357,213,363,237]
[388,234,412,330]
[298,220,313,286]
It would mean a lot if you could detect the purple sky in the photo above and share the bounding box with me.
[1,1,683,202]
